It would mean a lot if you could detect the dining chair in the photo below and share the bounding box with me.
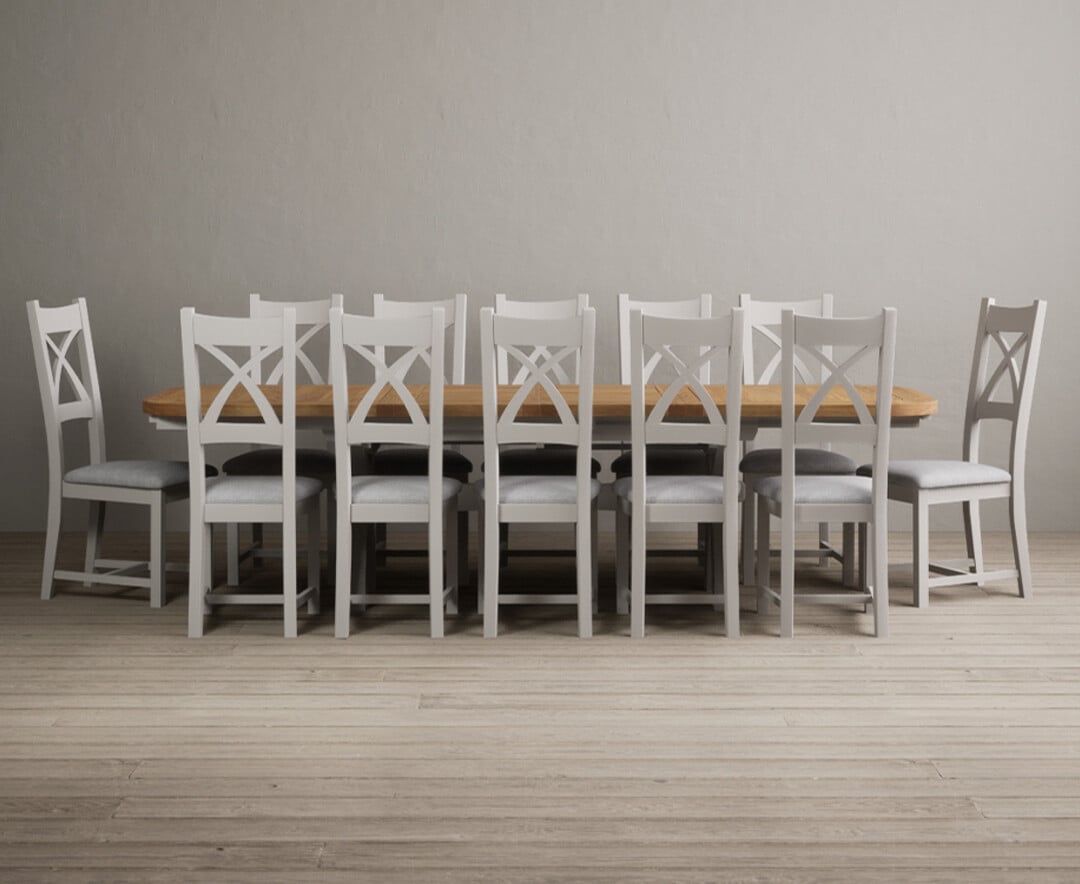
[857,298,1047,606]
[754,308,897,638]
[331,307,462,638]
[612,293,716,479]
[181,307,321,638]
[490,294,600,568]
[27,298,201,607]
[221,293,342,585]
[479,305,598,638]
[614,308,744,638]
[364,294,471,586]
[738,294,858,587]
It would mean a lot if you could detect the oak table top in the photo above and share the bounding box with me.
[143,384,938,423]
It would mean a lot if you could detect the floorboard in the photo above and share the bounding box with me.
[1,529,1078,881]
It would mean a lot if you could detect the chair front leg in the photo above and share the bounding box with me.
[872,520,889,638]
[149,496,165,608]
[482,506,500,639]
[963,499,986,588]
[912,497,930,608]
[755,497,771,615]
[84,501,106,587]
[334,510,352,639]
[446,504,460,616]
[429,505,445,639]
[1009,482,1032,599]
[41,484,63,601]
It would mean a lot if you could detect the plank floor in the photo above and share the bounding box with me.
[1,528,1079,882]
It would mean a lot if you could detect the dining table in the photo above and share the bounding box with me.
[143,383,938,444]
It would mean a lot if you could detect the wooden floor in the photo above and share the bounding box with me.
[2,528,1080,882]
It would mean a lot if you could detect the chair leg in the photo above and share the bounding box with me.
[817,522,830,566]
[841,522,856,587]
[429,506,445,639]
[615,507,629,615]
[873,520,889,638]
[1009,484,1033,599]
[576,515,592,639]
[630,510,646,639]
[741,489,756,586]
[446,506,459,616]
[912,497,930,608]
[780,503,795,639]
[226,523,240,587]
[756,498,771,615]
[41,485,63,600]
[483,509,500,639]
[858,523,868,591]
[306,506,320,615]
[476,508,485,614]
[149,496,165,609]
[334,510,351,639]
[709,522,723,612]
[283,518,298,639]
[84,501,105,586]
[963,499,986,587]
[591,505,600,617]
[188,520,208,638]
[723,520,739,638]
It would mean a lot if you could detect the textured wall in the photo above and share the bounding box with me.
[2,0,1077,530]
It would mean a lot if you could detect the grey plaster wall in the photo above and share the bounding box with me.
[2,0,1077,530]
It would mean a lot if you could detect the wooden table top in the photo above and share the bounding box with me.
[143,384,938,422]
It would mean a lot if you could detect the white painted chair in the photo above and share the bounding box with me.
[858,298,1047,606]
[754,309,897,638]
[479,306,599,638]
[738,294,858,587]
[490,294,600,569]
[366,294,471,586]
[27,298,198,608]
[181,308,321,638]
[612,293,715,479]
[614,308,745,638]
[331,307,462,638]
[222,293,343,584]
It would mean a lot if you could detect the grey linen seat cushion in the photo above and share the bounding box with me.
[611,445,718,480]
[64,460,213,490]
[365,446,473,483]
[205,475,324,504]
[222,447,335,481]
[350,475,462,504]
[614,474,730,505]
[856,460,1012,490]
[488,446,601,478]
[754,475,873,505]
[477,476,601,505]
[739,447,856,476]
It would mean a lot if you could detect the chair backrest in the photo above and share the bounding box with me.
[627,308,744,484]
[962,298,1047,476]
[739,293,834,384]
[480,306,596,483]
[329,307,447,498]
[27,298,107,480]
[617,293,712,383]
[372,293,467,384]
[248,293,344,384]
[781,308,897,494]
[180,308,299,502]
[493,293,589,383]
